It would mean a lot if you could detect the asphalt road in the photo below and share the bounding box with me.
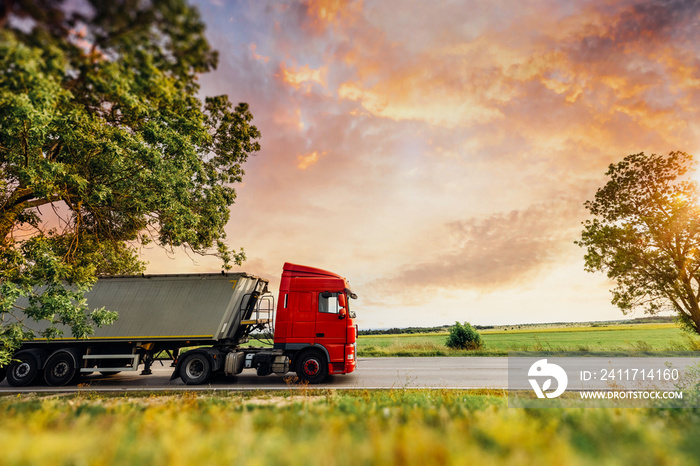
[0,357,509,392]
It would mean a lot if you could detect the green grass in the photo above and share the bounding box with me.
[1,390,699,465]
[358,323,700,356]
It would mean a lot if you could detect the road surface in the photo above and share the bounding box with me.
[0,357,509,392]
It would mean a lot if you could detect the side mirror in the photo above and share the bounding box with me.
[338,293,347,319]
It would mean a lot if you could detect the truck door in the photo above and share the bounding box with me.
[290,291,315,340]
[315,292,347,346]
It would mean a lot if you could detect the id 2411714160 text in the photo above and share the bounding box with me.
[580,368,680,382]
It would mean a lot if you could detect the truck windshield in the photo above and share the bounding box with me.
[346,293,356,319]
[344,288,357,318]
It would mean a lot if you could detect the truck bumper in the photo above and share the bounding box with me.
[344,359,356,374]
[330,343,356,375]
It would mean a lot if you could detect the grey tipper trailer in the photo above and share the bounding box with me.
[5,273,275,387]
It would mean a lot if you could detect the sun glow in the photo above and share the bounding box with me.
[690,152,700,186]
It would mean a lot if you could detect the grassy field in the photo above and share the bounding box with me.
[358,323,700,356]
[1,390,699,465]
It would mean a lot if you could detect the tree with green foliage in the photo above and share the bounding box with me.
[0,0,261,365]
[577,152,700,335]
[445,321,483,350]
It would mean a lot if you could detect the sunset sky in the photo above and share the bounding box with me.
[144,0,700,329]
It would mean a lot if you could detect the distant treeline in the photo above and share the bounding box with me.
[630,316,675,323]
[360,326,454,336]
[359,316,676,335]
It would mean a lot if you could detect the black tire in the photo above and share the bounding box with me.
[44,351,80,387]
[0,365,6,384]
[180,353,212,385]
[6,352,41,387]
[295,350,328,384]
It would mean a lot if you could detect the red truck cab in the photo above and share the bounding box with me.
[273,263,358,382]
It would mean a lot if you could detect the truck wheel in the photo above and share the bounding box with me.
[44,351,80,387]
[180,353,212,385]
[296,350,328,384]
[0,365,6,384]
[6,352,41,387]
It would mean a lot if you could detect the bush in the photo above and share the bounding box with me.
[445,321,483,350]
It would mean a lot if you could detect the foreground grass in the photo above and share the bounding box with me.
[1,390,699,465]
[358,323,699,357]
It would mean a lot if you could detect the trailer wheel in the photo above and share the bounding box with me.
[296,350,328,384]
[44,351,80,387]
[180,353,212,385]
[6,352,41,387]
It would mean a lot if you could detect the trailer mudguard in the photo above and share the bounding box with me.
[170,348,224,381]
[17,348,49,370]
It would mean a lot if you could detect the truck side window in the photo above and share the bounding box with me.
[318,293,339,314]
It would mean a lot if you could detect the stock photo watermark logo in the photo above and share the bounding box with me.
[509,354,700,408]
[528,359,568,398]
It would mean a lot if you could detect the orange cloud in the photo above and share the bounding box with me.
[280,63,328,92]
[304,0,362,32]
[338,82,385,113]
[376,201,583,299]
[307,0,344,21]
[248,43,270,63]
[297,151,326,170]
[338,62,508,127]
[272,107,305,131]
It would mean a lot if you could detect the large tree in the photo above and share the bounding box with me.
[577,151,700,334]
[0,0,261,364]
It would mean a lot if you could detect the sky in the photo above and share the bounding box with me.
[143,0,700,329]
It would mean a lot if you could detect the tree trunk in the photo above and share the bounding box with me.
[0,1,11,29]
[0,205,21,248]
[0,186,42,248]
[680,274,700,334]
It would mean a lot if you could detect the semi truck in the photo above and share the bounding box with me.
[0,263,358,387]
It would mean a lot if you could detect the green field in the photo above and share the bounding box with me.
[358,323,700,356]
[1,390,699,465]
